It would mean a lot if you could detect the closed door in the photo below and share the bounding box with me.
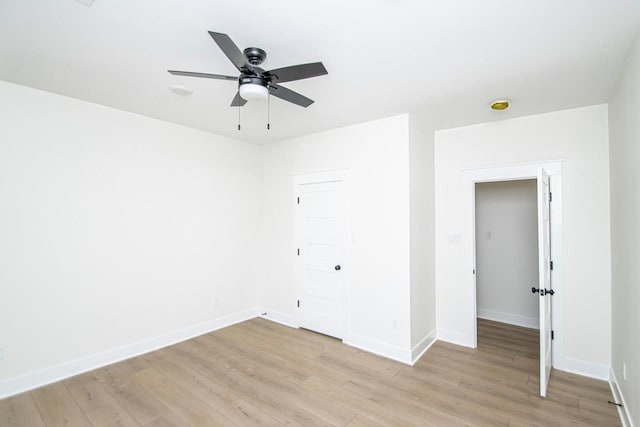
[294,178,347,339]
[537,167,552,397]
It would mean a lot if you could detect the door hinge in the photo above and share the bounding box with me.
[297,300,300,308]
[297,248,300,256]
[549,192,552,202]
[297,197,300,204]
[551,330,554,340]
[550,261,554,271]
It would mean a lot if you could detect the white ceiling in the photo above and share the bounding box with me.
[1,0,639,143]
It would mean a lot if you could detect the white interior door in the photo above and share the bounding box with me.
[294,179,346,339]
[537,167,552,397]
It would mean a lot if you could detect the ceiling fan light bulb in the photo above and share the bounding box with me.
[239,83,268,101]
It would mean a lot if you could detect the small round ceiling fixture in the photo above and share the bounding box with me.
[491,100,510,111]
[169,84,194,96]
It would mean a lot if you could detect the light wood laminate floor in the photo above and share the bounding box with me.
[0,318,621,426]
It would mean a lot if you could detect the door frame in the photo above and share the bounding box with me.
[292,169,351,340]
[465,161,564,369]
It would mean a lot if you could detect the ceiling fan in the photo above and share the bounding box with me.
[168,31,328,108]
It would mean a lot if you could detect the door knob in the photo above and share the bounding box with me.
[531,287,540,294]
[334,265,341,271]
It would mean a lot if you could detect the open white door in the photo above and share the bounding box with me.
[537,167,552,397]
[294,179,347,339]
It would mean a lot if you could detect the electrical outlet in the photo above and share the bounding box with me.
[391,320,398,330]
[212,297,218,307]
[623,362,627,381]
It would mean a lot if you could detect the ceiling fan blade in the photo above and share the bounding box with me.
[231,92,247,107]
[208,31,250,72]
[269,84,314,108]
[266,62,328,83]
[168,70,237,81]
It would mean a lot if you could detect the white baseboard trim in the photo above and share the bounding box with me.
[343,333,412,365]
[437,328,474,348]
[258,308,298,328]
[555,356,610,381]
[0,307,260,399]
[477,308,539,330]
[609,368,635,427]
[411,329,437,365]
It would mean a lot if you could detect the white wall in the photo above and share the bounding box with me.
[260,114,413,361]
[435,105,611,378]
[0,81,262,395]
[408,114,436,357]
[608,30,640,426]
[475,180,539,329]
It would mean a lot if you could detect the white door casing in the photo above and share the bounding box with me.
[293,171,349,339]
[537,167,553,397]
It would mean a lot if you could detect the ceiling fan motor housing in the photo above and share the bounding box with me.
[243,47,267,66]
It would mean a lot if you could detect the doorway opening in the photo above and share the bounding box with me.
[475,180,539,329]
[475,179,540,381]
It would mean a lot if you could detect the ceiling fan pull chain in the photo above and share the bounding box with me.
[237,104,241,131]
[267,90,271,130]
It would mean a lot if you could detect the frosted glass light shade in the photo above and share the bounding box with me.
[239,83,268,101]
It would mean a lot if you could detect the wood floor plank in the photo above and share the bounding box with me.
[301,375,412,427]
[362,370,507,426]
[209,345,355,426]
[233,321,327,359]
[66,373,120,409]
[345,413,386,427]
[133,367,234,427]
[31,382,93,427]
[141,413,189,427]
[82,403,140,427]
[151,356,237,409]
[216,399,281,427]
[117,349,169,377]
[314,350,401,380]
[95,364,171,425]
[157,341,331,426]
[578,398,622,426]
[342,376,499,427]
[194,367,333,426]
[200,329,312,383]
[65,373,140,427]
[214,326,352,385]
[0,392,46,427]
[154,346,325,425]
